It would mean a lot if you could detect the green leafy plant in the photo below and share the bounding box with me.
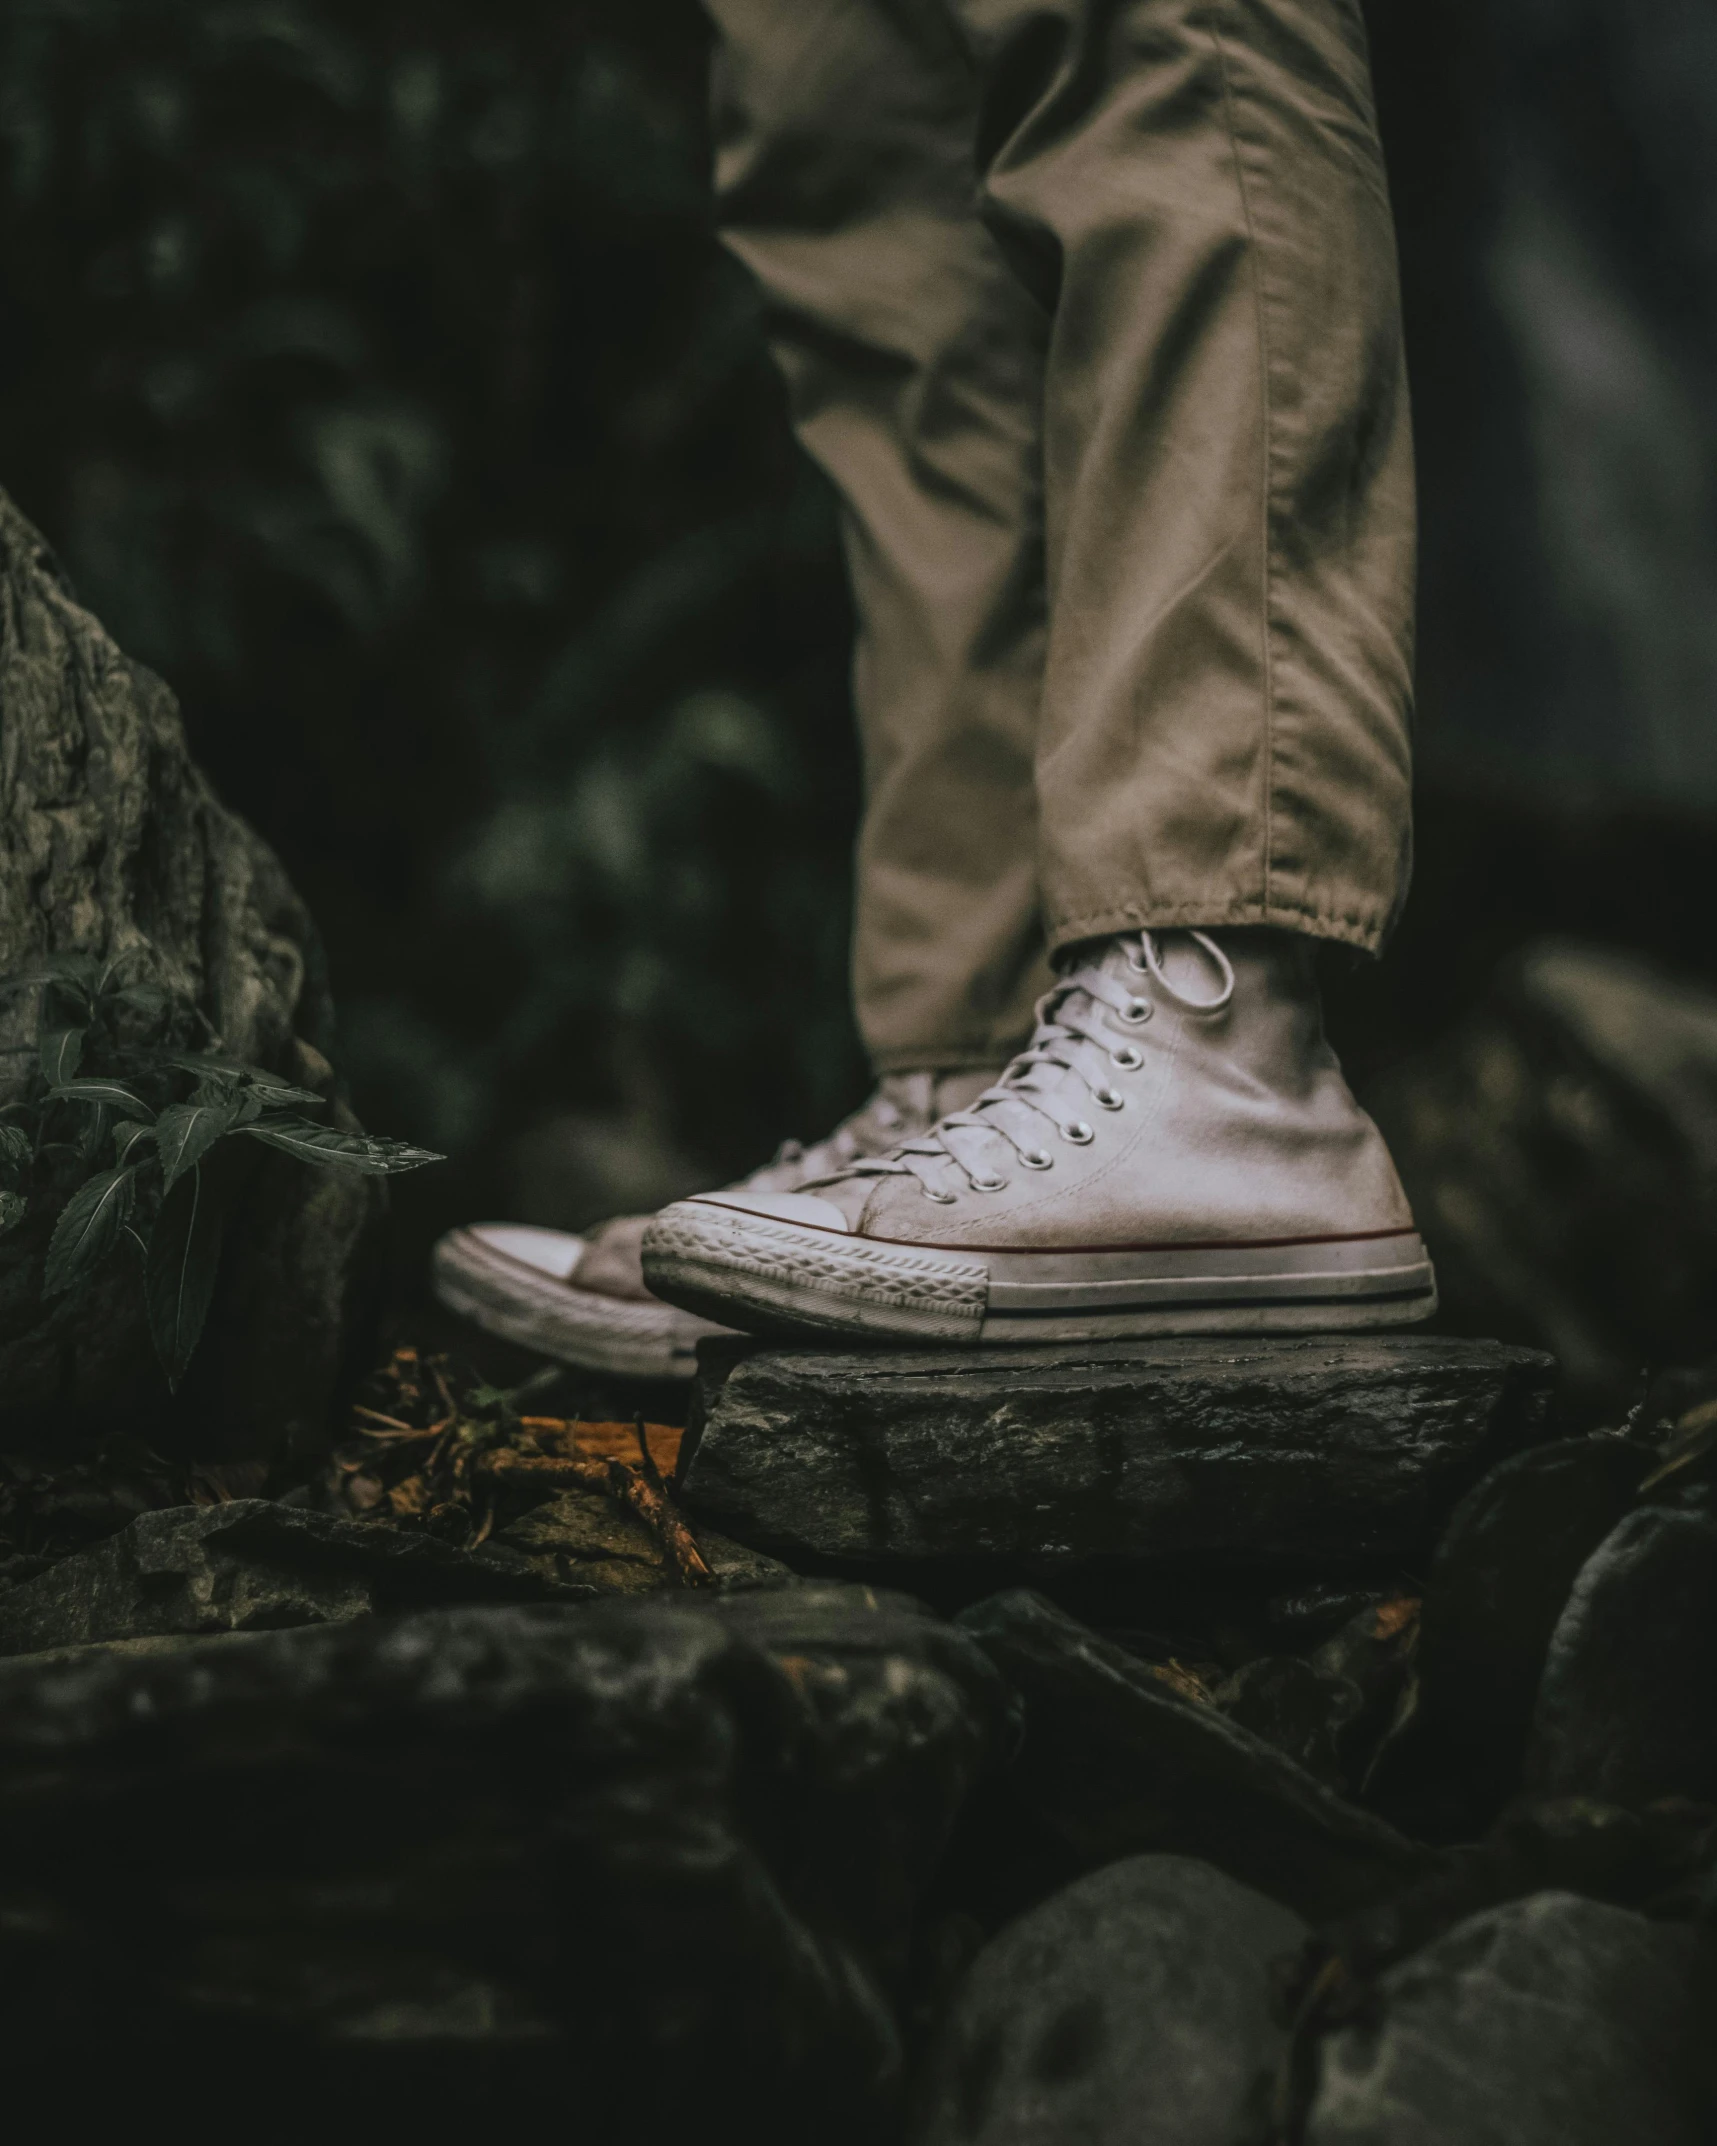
[0,952,440,1387]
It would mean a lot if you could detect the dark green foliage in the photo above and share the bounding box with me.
[145,1164,229,1387]
[43,1166,138,1297]
[0,0,867,1253]
[0,954,440,1386]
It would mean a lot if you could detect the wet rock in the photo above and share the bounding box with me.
[1215,1655,1353,1788]
[493,1485,684,1594]
[1526,1505,1717,1804]
[1306,1893,1717,2146]
[0,1498,597,1654]
[915,1855,1305,2146]
[1307,1595,1422,1774]
[957,1591,1431,1922]
[1284,1798,1717,2031]
[1267,1583,1397,1647]
[684,1335,1555,1575]
[494,1487,792,1595]
[700,1527,798,1587]
[0,1584,1012,2135]
[0,486,381,1462]
[1214,1593,1419,1798]
[1371,940,1717,1420]
[1370,1434,1645,1833]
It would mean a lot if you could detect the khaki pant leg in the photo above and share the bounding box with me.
[706,0,1056,1071]
[949,0,1416,955]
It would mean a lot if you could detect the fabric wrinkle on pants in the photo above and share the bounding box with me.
[706,0,1415,1074]
[709,0,1058,1072]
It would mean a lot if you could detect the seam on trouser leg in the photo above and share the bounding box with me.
[1208,15,1278,923]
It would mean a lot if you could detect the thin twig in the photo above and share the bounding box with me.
[480,1450,714,1588]
[633,1411,663,1490]
[352,1406,415,1431]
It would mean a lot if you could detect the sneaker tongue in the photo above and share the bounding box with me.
[571,1214,656,1300]
[739,1069,999,1195]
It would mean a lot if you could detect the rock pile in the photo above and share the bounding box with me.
[0,1333,1710,2142]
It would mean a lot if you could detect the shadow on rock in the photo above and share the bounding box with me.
[0,1585,1013,2139]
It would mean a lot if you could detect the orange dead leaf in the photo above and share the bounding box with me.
[1369,1596,1421,1642]
[518,1418,683,1476]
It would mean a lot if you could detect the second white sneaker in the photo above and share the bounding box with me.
[431,1069,1002,1378]
[641,930,1437,1344]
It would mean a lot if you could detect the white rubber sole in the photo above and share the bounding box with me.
[432,1228,731,1380]
[642,1202,1439,1344]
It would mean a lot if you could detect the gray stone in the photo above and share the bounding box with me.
[958,1591,1431,1922]
[1526,1505,1717,1804]
[915,1854,1306,2146]
[0,1584,1013,2136]
[493,1487,794,1595]
[0,486,381,1462]
[1216,1654,1355,1788]
[1217,1592,1422,1793]
[1369,1433,1646,1833]
[1307,1893,1717,2146]
[1371,940,1717,1419]
[683,1334,1555,1574]
[0,1498,597,1654]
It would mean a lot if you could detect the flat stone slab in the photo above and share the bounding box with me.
[0,1500,597,1657]
[681,1335,1557,1572]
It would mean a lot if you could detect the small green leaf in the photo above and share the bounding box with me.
[246,1066,329,1104]
[46,1079,154,1120]
[43,1166,136,1296]
[95,948,146,992]
[1,953,99,1008]
[113,1120,153,1165]
[164,1053,326,1106]
[39,1028,85,1084]
[145,1165,230,1388]
[0,1189,26,1235]
[113,982,170,1018]
[0,1125,30,1165]
[242,1114,443,1175]
[163,1051,249,1081]
[154,1095,243,1192]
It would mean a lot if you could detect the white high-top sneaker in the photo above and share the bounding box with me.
[641,930,1437,1344]
[431,1069,1002,1378]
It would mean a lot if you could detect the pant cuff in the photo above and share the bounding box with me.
[1045,897,1389,961]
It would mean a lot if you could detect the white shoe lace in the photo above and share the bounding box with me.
[825,930,1236,1204]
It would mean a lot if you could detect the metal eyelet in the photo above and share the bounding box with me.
[971,1173,1008,1193]
[922,1187,956,1205]
[1125,943,1150,974]
[1111,1045,1144,1072]
[1020,1149,1054,1171]
[1119,999,1152,1026]
[1061,1120,1094,1146]
[1094,1088,1123,1111]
